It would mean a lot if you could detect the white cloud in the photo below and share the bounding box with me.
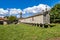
[0,16,4,18]
[0,8,8,14]
[8,8,22,15]
[17,15,20,18]
[0,8,8,18]
[0,8,22,17]
[0,4,51,17]
[23,4,51,14]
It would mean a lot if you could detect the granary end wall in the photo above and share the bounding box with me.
[43,14,50,24]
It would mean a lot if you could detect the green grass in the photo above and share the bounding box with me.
[0,23,60,40]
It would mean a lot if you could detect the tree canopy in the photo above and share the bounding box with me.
[50,4,60,23]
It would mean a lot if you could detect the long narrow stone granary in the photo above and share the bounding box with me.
[19,11,50,27]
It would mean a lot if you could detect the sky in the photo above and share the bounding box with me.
[0,0,60,18]
[0,0,60,9]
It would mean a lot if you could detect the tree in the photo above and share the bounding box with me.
[50,4,60,23]
[8,16,17,23]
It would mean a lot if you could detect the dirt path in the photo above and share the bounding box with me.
[47,37,60,40]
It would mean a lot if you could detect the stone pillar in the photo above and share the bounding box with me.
[42,24,45,28]
[48,24,50,28]
[39,24,40,27]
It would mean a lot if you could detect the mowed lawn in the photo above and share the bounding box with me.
[0,23,60,40]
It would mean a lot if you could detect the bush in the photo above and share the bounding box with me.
[8,16,18,23]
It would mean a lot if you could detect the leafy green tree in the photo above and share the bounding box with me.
[50,4,60,23]
[8,16,17,22]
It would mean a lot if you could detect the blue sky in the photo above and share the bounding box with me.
[0,0,60,9]
[0,0,60,18]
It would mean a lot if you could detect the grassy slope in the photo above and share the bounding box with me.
[0,23,60,40]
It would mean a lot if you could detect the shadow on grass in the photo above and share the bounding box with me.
[44,24,56,28]
[50,24,56,27]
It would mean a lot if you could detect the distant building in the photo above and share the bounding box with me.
[0,17,8,25]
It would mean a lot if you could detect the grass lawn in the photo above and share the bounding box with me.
[0,23,60,40]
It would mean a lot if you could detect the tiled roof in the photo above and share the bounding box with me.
[0,17,8,21]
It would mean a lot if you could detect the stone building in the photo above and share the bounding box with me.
[19,11,50,25]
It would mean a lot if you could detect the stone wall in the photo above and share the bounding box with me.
[19,15,44,24]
